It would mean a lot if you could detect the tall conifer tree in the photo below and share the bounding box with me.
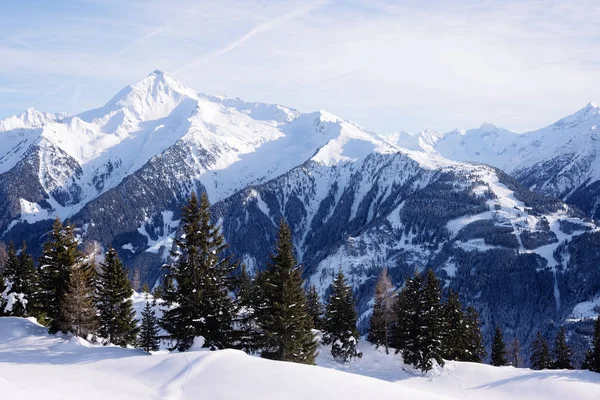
[323,271,361,362]
[441,290,468,361]
[552,326,573,369]
[254,220,317,364]
[464,306,487,362]
[161,192,237,351]
[139,299,161,352]
[530,331,552,370]
[39,218,85,334]
[96,247,139,346]
[583,317,600,372]
[306,285,323,330]
[491,326,508,366]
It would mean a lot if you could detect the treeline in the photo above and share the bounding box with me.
[1,192,600,375]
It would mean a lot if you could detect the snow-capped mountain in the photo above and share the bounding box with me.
[1,71,599,360]
[385,103,600,218]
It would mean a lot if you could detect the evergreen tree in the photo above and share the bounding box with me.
[368,267,395,354]
[530,331,552,370]
[138,299,161,352]
[552,326,573,369]
[306,285,323,330]
[441,290,468,361]
[463,306,487,362]
[254,220,317,364]
[323,271,361,362]
[508,338,523,368]
[583,317,600,373]
[39,218,85,334]
[233,264,257,353]
[491,326,508,366]
[96,247,139,347]
[61,264,98,337]
[393,272,423,361]
[393,270,444,372]
[161,192,237,351]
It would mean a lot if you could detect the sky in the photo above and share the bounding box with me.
[1,0,599,134]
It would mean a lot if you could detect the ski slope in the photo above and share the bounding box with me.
[1,317,599,400]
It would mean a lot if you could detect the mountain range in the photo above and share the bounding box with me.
[2,70,600,361]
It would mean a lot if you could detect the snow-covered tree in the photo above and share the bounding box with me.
[96,247,139,347]
[323,271,361,362]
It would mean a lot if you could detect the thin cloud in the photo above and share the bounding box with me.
[172,1,330,75]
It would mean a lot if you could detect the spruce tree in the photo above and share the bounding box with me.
[368,267,395,354]
[393,272,423,362]
[464,306,487,362]
[323,271,361,362]
[306,285,323,330]
[161,192,237,351]
[0,272,7,316]
[139,299,161,352]
[583,317,600,373]
[552,326,573,369]
[441,290,468,361]
[530,331,552,370]
[61,264,98,337]
[491,326,508,366]
[393,269,444,372]
[39,218,85,334]
[96,247,139,347]
[233,264,257,353]
[254,220,317,364]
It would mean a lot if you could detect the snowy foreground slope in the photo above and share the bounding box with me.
[1,317,599,400]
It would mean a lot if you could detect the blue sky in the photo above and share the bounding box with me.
[1,0,599,133]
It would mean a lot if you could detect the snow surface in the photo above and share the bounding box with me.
[1,317,599,400]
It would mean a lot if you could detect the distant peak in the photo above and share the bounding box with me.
[479,122,498,130]
[150,69,165,76]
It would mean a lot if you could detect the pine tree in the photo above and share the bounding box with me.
[491,326,508,366]
[323,271,361,362]
[368,267,395,354]
[583,317,600,373]
[39,218,85,334]
[96,247,139,347]
[138,299,161,352]
[441,289,468,361]
[508,338,523,368]
[233,264,257,353]
[393,272,423,362]
[463,306,487,362]
[161,192,237,351]
[393,270,444,372]
[62,265,98,337]
[254,219,317,364]
[0,272,7,316]
[306,285,323,330]
[530,331,552,370]
[552,326,573,369]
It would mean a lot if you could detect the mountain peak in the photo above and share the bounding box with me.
[102,70,198,120]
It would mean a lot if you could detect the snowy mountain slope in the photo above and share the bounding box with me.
[385,103,600,218]
[2,317,600,400]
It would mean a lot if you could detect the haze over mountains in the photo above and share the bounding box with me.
[1,70,600,360]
